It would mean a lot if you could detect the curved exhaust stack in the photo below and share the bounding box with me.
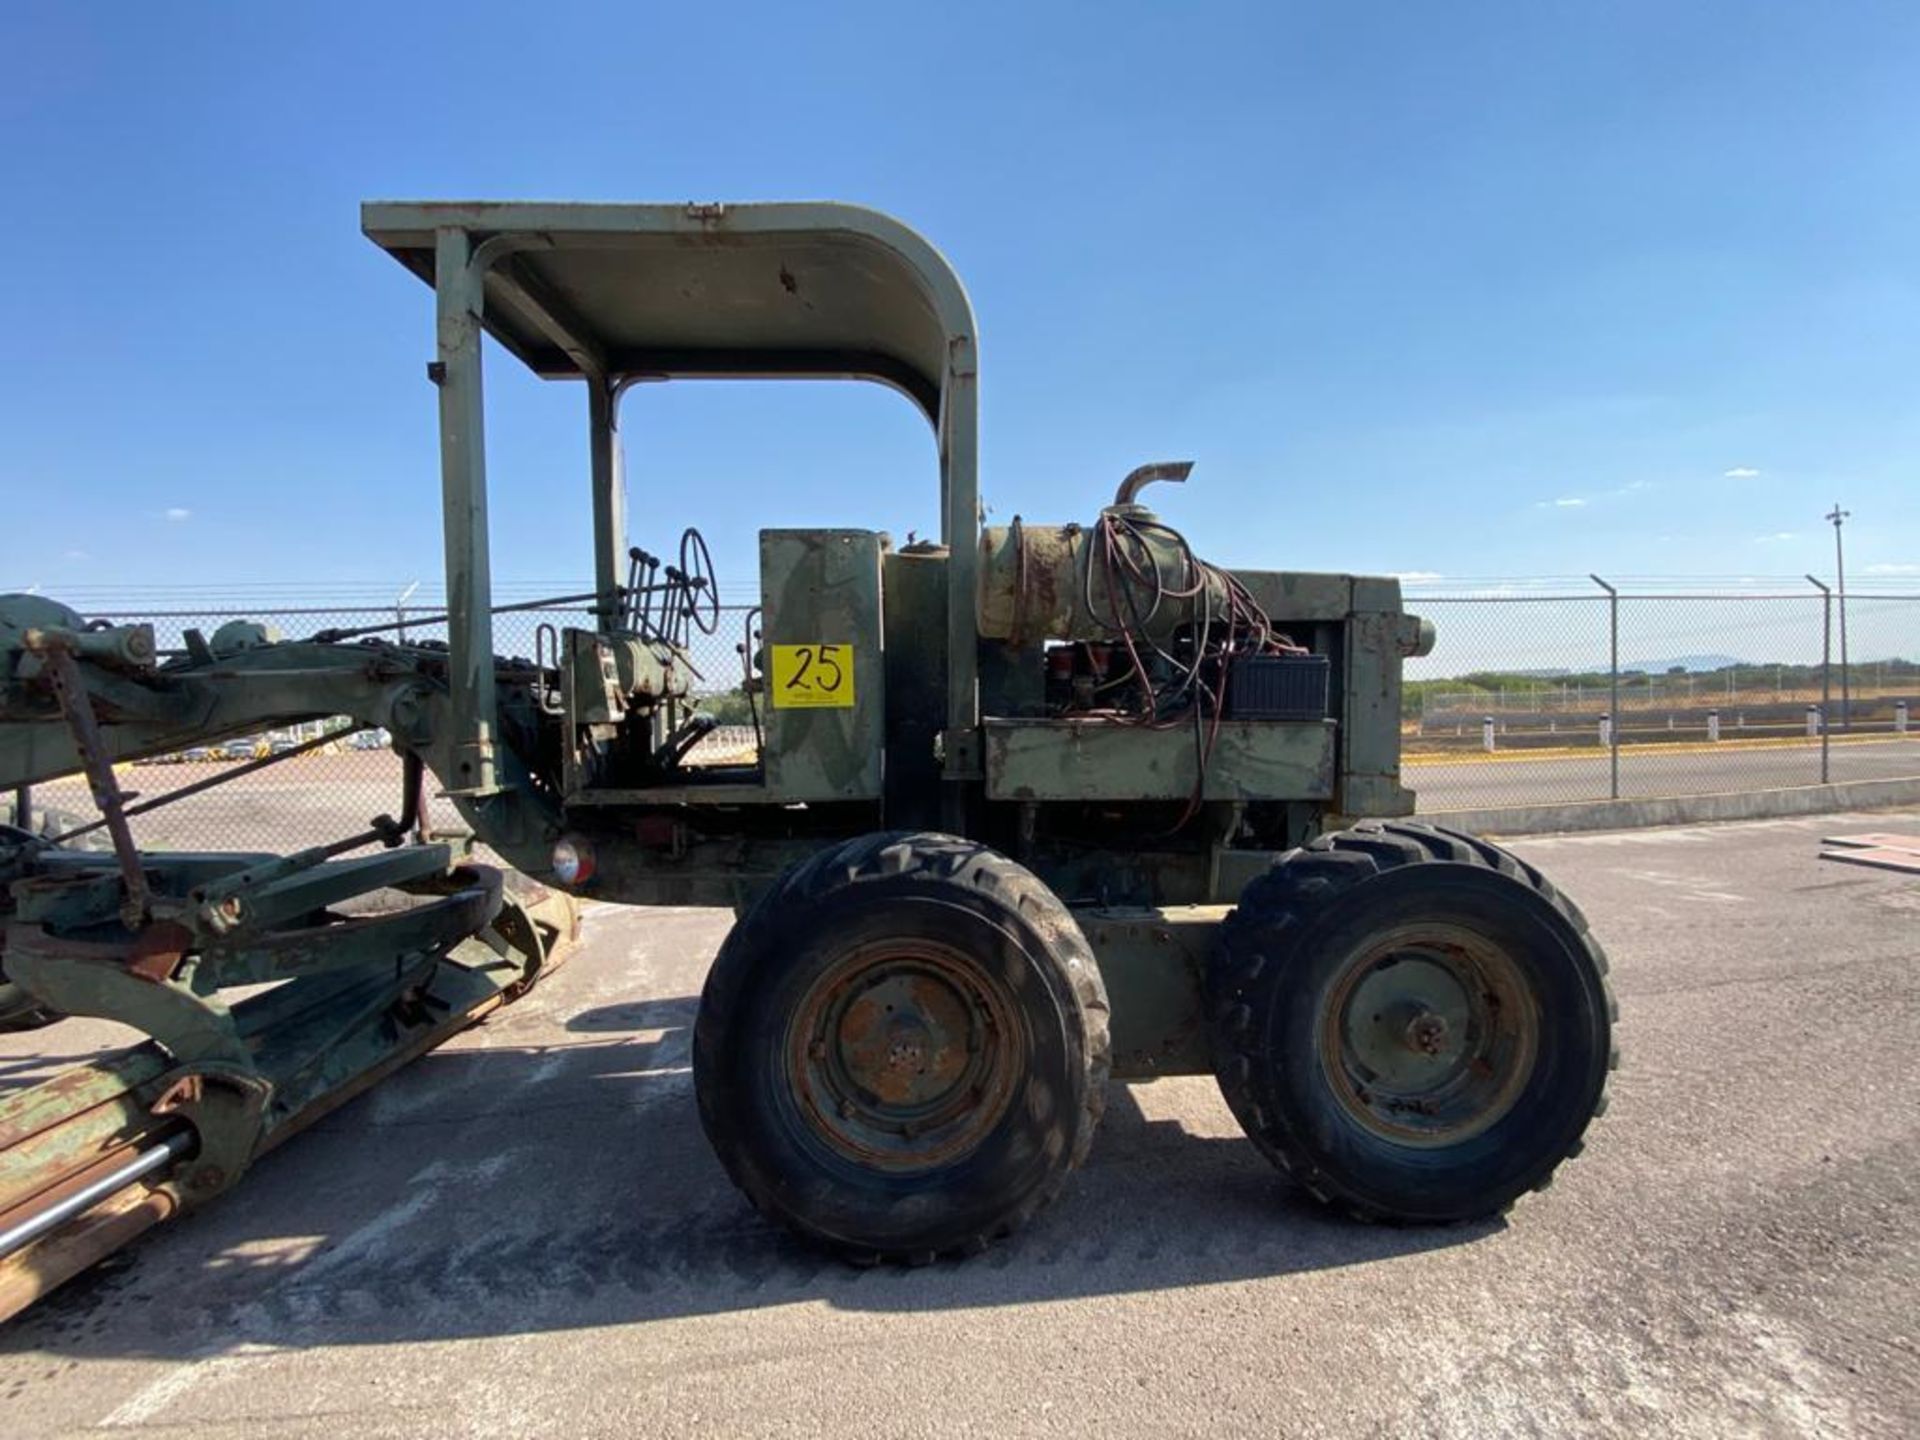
[1112,460,1194,510]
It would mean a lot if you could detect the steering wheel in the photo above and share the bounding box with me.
[678,528,721,636]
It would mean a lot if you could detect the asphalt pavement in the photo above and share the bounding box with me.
[2,811,1917,1437]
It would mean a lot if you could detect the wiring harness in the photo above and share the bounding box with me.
[1078,508,1306,725]
[1073,509,1309,829]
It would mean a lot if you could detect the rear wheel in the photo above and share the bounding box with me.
[1208,820,1615,1222]
[693,832,1110,1262]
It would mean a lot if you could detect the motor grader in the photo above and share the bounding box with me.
[0,202,1613,1309]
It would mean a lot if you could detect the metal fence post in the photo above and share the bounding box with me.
[1806,575,1831,784]
[1592,575,1619,799]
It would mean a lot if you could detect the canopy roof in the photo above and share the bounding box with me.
[360,200,977,424]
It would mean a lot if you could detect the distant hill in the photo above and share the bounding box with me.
[1623,654,1743,673]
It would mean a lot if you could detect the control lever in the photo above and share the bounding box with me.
[625,546,660,635]
[662,565,688,647]
[653,712,719,770]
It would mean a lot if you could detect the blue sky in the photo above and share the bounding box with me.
[3,1,1916,603]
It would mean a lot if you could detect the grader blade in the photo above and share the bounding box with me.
[0,853,577,1321]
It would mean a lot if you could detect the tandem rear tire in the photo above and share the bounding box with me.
[1208,820,1616,1223]
[693,832,1110,1263]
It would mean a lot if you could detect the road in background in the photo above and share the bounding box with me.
[3,811,1916,1436]
[1409,738,1919,811]
[21,736,1920,854]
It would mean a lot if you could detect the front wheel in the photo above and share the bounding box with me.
[693,833,1110,1262]
[1208,820,1616,1222]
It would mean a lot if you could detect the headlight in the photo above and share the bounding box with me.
[551,836,596,886]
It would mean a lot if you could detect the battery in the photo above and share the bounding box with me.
[1225,653,1330,721]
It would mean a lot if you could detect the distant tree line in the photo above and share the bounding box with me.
[1406,657,1919,719]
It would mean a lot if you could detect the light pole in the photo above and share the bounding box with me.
[395,580,420,644]
[1826,505,1850,731]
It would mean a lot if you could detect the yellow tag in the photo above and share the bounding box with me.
[769,643,856,709]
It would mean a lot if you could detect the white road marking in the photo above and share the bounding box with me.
[102,1345,276,1428]
[1611,868,1749,903]
[99,1152,522,1427]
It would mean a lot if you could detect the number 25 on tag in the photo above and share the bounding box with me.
[770,644,855,708]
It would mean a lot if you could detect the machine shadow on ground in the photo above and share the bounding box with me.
[1,990,1499,1361]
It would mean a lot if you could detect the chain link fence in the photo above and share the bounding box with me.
[1405,584,1920,813]
[11,599,758,853]
[9,585,1918,846]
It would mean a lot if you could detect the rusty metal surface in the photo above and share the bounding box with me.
[0,880,581,1323]
[33,640,150,927]
[124,920,191,984]
[0,718,577,1320]
[978,519,1228,645]
[1319,923,1536,1147]
[0,1097,166,1218]
[197,874,499,987]
[1113,460,1194,508]
[0,1178,174,1323]
[0,1047,168,1154]
[786,938,1025,1172]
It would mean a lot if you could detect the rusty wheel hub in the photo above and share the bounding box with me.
[1320,922,1538,1148]
[787,939,1025,1172]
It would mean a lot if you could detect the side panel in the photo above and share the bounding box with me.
[983,718,1336,803]
[760,530,886,802]
[1339,576,1416,818]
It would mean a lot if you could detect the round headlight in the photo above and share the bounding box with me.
[551,836,596,886]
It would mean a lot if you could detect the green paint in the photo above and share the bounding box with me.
[0,204,1449,1281]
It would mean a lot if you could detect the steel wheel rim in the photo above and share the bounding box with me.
[785,938,1025,1173]
[1318,921,1538,1148]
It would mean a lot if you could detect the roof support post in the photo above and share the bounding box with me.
[588,378,625,630]
[939,335,982,812]
[434,226,499,795]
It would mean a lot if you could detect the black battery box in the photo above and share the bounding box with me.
[1225,653,1331,721]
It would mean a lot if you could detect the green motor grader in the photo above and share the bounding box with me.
[0,202,1612,1297]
